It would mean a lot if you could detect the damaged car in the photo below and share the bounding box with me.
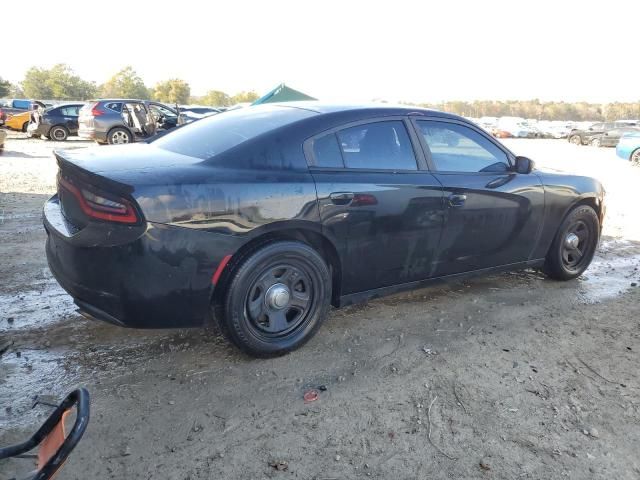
[44,103,605,357]
[78,99,184,145]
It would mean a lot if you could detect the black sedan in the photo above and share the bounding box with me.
[44,103,605,357]
[28,103,85,141]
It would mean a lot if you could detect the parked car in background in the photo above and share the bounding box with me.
[3,110,32,132]
[27,103,85,141]
[567,121,640,146]
[616,132,640,165]
[0,99,46,127]
[45,103,605,357]
[179,105,221,123]
[78,100,184,144]
[0,99,32,121]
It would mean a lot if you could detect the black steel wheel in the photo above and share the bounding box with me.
[219,241,331,357]
[544,205,599,280]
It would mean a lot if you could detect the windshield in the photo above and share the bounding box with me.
[152,105,316,160]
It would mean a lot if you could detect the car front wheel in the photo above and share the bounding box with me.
[218,241,331,357]
[568,135,582,145]
[590,137,601,147]
[631,148,640,166]
[544,205,599,281]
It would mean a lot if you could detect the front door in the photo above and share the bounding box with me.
[306,118,445,294]
[413,118,545,276]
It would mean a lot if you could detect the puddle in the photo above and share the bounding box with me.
[0,279,77,332]
[578,240,640,303]
[0,348,80,429]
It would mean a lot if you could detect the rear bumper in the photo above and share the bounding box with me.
[44,195,239,329]
[78,127,106,142]
[27,123,50,137]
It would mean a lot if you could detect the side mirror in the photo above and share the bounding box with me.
[514,156,535,174]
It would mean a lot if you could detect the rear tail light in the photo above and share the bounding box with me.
[90,103,105,117]
[58,176,138,224]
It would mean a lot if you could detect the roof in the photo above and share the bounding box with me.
[269,101,455,119]
[252,84,317,105]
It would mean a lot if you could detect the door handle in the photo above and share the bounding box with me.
[448,193,467,207]
[329,192,354,205]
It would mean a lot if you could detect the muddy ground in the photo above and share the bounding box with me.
[1,130,639,479]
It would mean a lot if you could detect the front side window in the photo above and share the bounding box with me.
[417,121,510,173]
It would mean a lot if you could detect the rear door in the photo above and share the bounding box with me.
[59,105,81,133]
[306,118,445,295]
[412,118,545,276]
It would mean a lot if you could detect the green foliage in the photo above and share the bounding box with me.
[406,99,639,122]
[200,90,232,107]
[152,79,190,104]
[231,90,259,104]
[100,66,149,100]
[0,77,12,97]
[21,64,97,100]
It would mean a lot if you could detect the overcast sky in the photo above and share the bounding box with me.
[3,0,638,103]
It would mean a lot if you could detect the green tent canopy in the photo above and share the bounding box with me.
[252,83,316,105]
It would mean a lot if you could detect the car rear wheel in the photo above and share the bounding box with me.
[543,205,599,281]
[568,135,582,145]
[49,126,69,141]
[630,148,640,166]
[108,128,133,145]
[218,241,331,357]
[21,122,29,133]
[590,137,601,147]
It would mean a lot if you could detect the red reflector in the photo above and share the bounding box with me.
[58,176,138,224]
[212,254,233,285]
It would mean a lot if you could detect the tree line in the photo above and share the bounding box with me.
[0,64,259,106]
[406,99,640,122]
[1,65,638,119]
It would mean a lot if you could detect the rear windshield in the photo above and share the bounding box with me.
[153,105,316,159]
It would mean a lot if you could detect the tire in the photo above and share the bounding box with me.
[218,241,331,357]
[22,122,29,133]
[630,148,640,166]
[543,205,599,281]
[49,125,69,141]
[590,137,601,147]
[107,127,133,145]
[568,135,582,145]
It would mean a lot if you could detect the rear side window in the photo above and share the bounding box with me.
[312,121,418,170]
[338,122,417,170]
[312,134,343,168]
[153,105,316,160]
[105,102,123,112]
[60,106,80,116]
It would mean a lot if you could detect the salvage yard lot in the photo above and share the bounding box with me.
[1,131,640,479]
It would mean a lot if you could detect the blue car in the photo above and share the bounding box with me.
[616,132,640,165]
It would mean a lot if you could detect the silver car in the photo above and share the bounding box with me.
[78,99,184,145]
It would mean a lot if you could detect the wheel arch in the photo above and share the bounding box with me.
[211,225,343,309]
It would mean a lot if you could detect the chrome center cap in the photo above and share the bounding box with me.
[565,232,580,249]
[265,283,290,309]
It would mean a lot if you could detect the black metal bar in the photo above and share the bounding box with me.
[0,388,90,480]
